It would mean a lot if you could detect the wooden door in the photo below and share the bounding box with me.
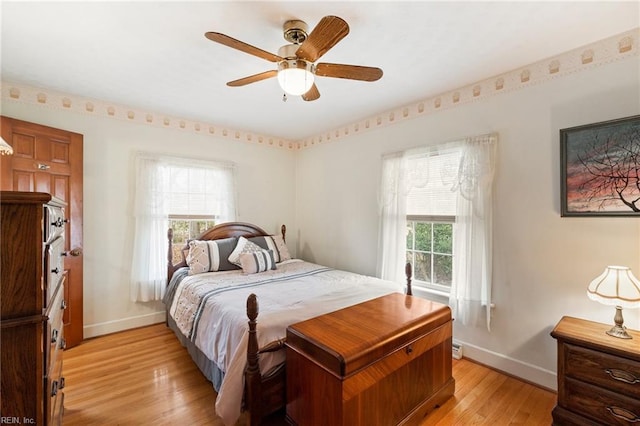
[1,116,83,348]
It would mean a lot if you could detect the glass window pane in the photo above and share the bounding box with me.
[415,222,432,252]
[434,254,452,286]
[433,223,453,253]
[414,252,431,282]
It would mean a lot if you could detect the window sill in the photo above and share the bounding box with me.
[411,286,450,305]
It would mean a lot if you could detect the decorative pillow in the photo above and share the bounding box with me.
[186,237,239,275]
[248,235,291,263]
[239,249,277,274]
[227,237,265,267]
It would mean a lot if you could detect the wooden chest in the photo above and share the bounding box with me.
[551,316,640,426]
[285,293,454,426]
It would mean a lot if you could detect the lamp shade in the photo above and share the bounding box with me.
[0,137,13,155]
[587,266,640,309]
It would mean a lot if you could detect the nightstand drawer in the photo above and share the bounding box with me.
[565,343,640,398]
[564,377,640,425]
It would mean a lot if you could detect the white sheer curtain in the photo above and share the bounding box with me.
[449,134,498,331]
[377,134,497,331]
[377,152,408,283]
[130,153,236,302]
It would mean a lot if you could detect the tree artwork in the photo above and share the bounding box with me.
[562,116,640,216]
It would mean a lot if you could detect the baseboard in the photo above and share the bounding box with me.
[456,340,557,391]
[83,311,167,339]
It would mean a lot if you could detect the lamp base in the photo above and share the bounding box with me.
[606,306,633,339]
[606,324,632,339]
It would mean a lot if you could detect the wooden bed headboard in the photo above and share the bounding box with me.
[167,222,286,283]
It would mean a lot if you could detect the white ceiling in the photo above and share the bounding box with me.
[1,1,638,141]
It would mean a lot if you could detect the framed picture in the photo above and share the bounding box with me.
[560,115,640,217]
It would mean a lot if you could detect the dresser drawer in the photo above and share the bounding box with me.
[564,376,640,425]
[45,347,64,426]
[564,343,640,398]
[45,236,65,303]
[45,278,66,372]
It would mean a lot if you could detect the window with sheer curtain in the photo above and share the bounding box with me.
[130,153,236,302]
[378,134,497,330]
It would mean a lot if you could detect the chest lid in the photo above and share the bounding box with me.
[286,292,451,378]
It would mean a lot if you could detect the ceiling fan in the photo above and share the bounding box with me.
[204,16,383,101]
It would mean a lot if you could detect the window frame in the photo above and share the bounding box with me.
[406,214,455,295]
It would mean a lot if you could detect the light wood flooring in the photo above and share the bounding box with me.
[63,324,556,425]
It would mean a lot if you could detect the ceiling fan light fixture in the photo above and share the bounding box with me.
[277,59,315,96]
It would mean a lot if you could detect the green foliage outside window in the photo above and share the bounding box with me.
[406,220,453,288]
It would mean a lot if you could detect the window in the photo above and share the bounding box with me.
[378,134,497,330]
[130,153,236,302]
[406,217,453,294]
[168,215,217,266]
[404,147,460,295]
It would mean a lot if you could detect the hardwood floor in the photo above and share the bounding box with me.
[63,324,556,425]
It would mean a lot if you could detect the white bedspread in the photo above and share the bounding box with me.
[169,259,404,425]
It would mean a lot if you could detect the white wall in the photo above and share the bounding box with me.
[295,56,640,389]
[0,102,297,338]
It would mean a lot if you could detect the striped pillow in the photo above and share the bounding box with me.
[248,235,291,263]
[186,237,239,275]
[239,250,277,274]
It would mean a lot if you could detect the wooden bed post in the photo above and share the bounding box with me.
[405,262,413,296]
[281,224,286,243]
[167,228,174,285]
[246,293,262,426]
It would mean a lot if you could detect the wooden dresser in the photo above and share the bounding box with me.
[285,293,455,426]
[1,191,67,425]
[551,316,640,425]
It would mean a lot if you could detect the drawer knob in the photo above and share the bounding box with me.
[606,406,639,422]
[51,329,58,343]
[605,368,640,385]
[60,338,67,350]
[51,380,58,396]
[59,377,66,390]
[51,267,60,274]
[61,299,67,310]
[406,345,413,355]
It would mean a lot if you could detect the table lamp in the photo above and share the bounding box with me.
[587,265,640,339]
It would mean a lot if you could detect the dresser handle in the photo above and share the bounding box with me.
[606,406,640,422]
[61,299,67,310]
[51,380,58,396]
[406,345,413,355]
[605,368,640,385]
[59,377,65,390]
[51,267,60,274]
[51,329,58,344]
[60,338,67,350]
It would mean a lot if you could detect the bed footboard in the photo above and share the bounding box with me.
[246,294,286,426]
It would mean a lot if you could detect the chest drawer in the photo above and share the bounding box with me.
[45,236,65,303]
[564,376,640,425]
[45,278,66,372]
[564,343,640,399]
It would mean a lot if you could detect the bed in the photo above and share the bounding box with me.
[164,222,413,426]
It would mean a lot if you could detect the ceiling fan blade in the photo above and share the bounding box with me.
[227,70,278,87]
[205,32,283,63]
[296,16,349,62]
[302,84,320,101]
[315,63,383,82]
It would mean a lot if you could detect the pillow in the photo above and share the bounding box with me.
[248,235,291,263]
[239,249,277,274]
[227,237,265,267]
[186,237,239,275]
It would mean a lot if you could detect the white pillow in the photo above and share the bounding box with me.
[228,236,265,267]
[240,250,277,274]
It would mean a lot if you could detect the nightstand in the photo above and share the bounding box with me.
[551,316,640,425]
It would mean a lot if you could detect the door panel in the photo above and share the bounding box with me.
[1,116,84,348]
